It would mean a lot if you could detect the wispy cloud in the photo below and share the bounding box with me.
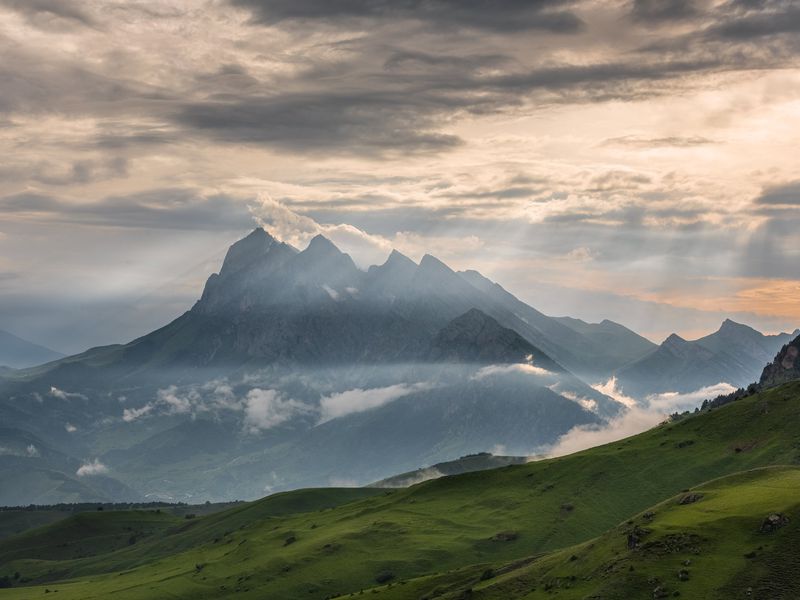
[318,383,431,424]
[49,386,87,401]
[76,458,109,477]
[243,388,313,433]
[548,381,737,458]
[472,363,553,380]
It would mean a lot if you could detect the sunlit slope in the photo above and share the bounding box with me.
[1,382,799,599]
[375,466,800,599]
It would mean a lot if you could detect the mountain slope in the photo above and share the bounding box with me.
[760,332,800,389]
[459,271,655,377]
[616,320,798,398]
[375,466,800,599]
[0,330,62,369]
[428,308,562,368]
[369,452,528,488]
[0,427,139,506]
[554,315,656,369]
[1,380,799,598]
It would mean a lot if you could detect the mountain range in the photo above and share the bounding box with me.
[0,229,633,503]
[0,228,795,504]
[616,318,799,398]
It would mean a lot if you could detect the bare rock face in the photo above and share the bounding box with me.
[759,513,790,533]
[678,493,703,505]
[759,334,800,390]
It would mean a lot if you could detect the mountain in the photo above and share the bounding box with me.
[0,229,628,503]
[459,270,655,377]
[553,315,656,369]
[760,331,800,389]
[615,319,799,398]
[0,427,138,506]
[428,308,561,367]
[0,330,62,369]
[3,379,800,598]
[3,229,654,379]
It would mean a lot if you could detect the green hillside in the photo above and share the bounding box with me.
[1,381,799,598]
[372,466,800,599]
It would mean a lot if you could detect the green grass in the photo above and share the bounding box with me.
[0,512,68,542]
[1,382,800,599]
[373,466,800,599]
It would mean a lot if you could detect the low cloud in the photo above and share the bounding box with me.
[0,444,40,458]
[591,377,638,409]
[318,383,430,423]
[157,385,198,415]
[76,458,109,477]
[243,388,313,433]
[473,362,553,380]
[646,382,737,412]
[548,381,737,457]
[49,386,87,401]
[122,404,154,422]
[378,467,446,488]
[65,422,77,432]
[557,390,599,413]
[547,406,669,458]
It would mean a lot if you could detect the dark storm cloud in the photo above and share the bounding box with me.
[174,92,464,155]
[0,0,793,159]
[631,0,700,24]
[639,0,800,55]
[754,181,800,205]
[383,50,512,72]
[0,189,254,231]
[705,0,800,41]
[488,59,722,92]
[230,0,585,33]
[0,0,95,28]
[171,56,727,154]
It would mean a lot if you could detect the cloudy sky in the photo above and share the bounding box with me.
[1,0,799,353]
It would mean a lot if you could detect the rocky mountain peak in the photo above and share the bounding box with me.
[717,319,754,335]
[219,227,278,276]
[419,254,453,273]
[385,249,416,268]
[663,333,688,347]
[305,234,340,255]
[759,333,800,389]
